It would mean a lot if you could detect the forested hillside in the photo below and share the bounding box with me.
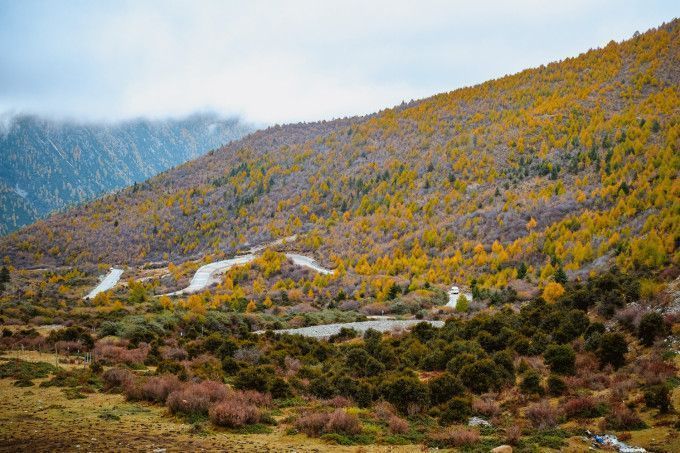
[2,21,678,295]
[0,113,252,234]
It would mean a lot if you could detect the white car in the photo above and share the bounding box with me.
[450,286,459,294]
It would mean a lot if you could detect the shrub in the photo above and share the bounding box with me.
[643,384,671,413]
[48,326,94,349]
[380,375,429,414]
[638,312,665,346]
[373,401,397,420]
[234,366,272,392]
[634,356,677,384]
[459,359,504,393]
[188,354,224,381]
[505,424,522,445]
[295,409,361,437]
[562,396,607,419]
[428,427,480,448]
[543,344,575,375]
[295,412,329,437]
[123,378,144,401]
[325,396,352,408]
[238,389,272,408]
[520,369,544,395]
[440,397,472,425]
[526,400,559,429]
[166,380,228,416]
[94,341,149,366]
[156,359,185,377]
[270,377,291,399]
[209,397,261,428]
[598,333,628,369]
[547,374,567,396]
[472,398,501,418]
[345,347,385,377]
[161,347,188,361]
[388,415,409,434]
[428,373,465,405]
[141,374,182,403]
[102,367,134,392]
[326,409,361,435]
[601,405,645,430]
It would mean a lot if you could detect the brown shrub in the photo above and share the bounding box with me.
[54,340,85,353]
[361,302,390,316]
[429,427,480,447]
[633,356,677,385]
[284,356,301,376]
[161,347,188,361]
[562,396,606,419]
[209,398,261,428]
[525,400,559,429]
[102,367,135,392]
[238,389,272,408]
[610,378,636,402]
[123,379,144,401]
[600,405,645,430]
[373,401,397,420]
[295,412,330,437]
[325,396,352,408]
[166,380,228,416]
[141,374,182,403]
[472,398,501,418]
[94,341,149,365]
[388,415,409,434]
[326,409,361,435]
[504,424,522,445]
[295,409,361,437]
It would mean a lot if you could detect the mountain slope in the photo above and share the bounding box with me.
[0,113,252,234]
[1,21,678,292]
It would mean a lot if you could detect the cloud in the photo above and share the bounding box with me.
[0,0,677,124]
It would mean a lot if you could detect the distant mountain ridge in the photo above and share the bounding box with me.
[0,113,252,234]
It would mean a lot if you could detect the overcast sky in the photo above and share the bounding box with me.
[0,0,677,125]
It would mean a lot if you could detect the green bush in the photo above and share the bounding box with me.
[543,344,575,375]
[380,374,430,414]
[638,312,665,346]
[428,373,465,405]
[519,369,544,396]
[547,374,567,396]
[439,397,472,425]
[459,359,505,393]
[644,384,672,413]
[597,332,628,369]
[234,365,273,392]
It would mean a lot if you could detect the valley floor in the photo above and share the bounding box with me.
[0,352,416,453]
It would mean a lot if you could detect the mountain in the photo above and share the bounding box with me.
[1,21,678,291]
[0,113,253,234]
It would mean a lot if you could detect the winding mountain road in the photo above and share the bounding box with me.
[166,254,256,296]
[163,245,334,296]
[284,253,334,275]
[84,268,124,299]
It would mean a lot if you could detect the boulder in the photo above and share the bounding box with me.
[491,446,513,453]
